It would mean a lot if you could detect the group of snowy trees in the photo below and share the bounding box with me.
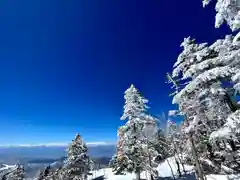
[1,164,24,180]
[166,0,240,179]
[37,133,93,180]
[110,85,172,180]
[4,1,240,180]
[111,1,240,180]
[0,134,92,180]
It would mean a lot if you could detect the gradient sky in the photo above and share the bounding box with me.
[0,0,231,145]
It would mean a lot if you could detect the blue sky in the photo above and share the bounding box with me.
[0,0,230,145]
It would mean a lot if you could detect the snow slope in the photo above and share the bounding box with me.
[206,174,240,180]
[89,157,194,180]
[89,157,240,180]
[0,164,16,171]
[156,157,193,177]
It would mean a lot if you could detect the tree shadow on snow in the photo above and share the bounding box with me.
[157,173,196,180]
[92,175,105,180]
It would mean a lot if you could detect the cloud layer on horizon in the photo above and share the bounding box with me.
[0,141,116,148]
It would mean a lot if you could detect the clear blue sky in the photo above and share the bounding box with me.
[0,0,230,144]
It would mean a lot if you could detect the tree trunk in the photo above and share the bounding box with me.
[178,154,186,175]
[148,154,154,180]
[228,139,237,151]
[206,143,214,158]
[135,170,141,180]
[190,135,205,180]
[172,148,182,177]
[145,138,155,180]
[175,158,181,177]
[173,142,187,175]
[166,159,176,180]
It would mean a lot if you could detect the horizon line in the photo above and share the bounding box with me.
[0,141,116,147]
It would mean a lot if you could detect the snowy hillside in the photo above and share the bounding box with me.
[89,157,194,180]
[89,157,240,180]
[0,164,16,171]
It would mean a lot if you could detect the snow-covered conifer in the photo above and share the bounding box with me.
[119,120,145,179]
[109,154,127,175]
[110,125,129,175]
[120,84,149,179]
[169,31,240,174]
[121,84,149,121]
[4,164,24,180]
[141,115,161,180]
[202,0,240,31]
[165,119,187,176]
[37,165,51,180]
[66,133,91,180]
[165,0,240,175]
[118,85,161,180]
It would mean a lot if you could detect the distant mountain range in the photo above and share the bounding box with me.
[0,143,116,164]
[0,142,114,148]
[0,144,115,178]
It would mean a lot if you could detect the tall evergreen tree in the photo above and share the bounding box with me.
[120,84,149,180]
[110,125,129,175]
[118,84,161,180]
[169,31,240,173]
[109,154,127,175]
[165,119,186,176]
[120,84,149,121]
[37,165,51,180]
[66,133,91,180]
[140,115,161,180]
[166,3,240,174]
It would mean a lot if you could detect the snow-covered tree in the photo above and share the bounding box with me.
[165,119,186,176]
[202,0,240,31]
[117,122,145,180]
[110,125,130,175]
[109,154,127,175]
[197,0,240,151]
[121,84,149,121]
[35,134,93,180]
[3,164,24,180]
[169,30,240,175]
[151,128,169,164]
[37,165,51,180]
[173,35,240,138]
[118,84,161,180]
[66,133,91,180]
[120,84,149,180]
[109,154,118,170]
[140,115,161,180]
[164,0,240,177]
[43,166,68,180]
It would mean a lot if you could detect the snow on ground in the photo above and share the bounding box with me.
[89,168,135,180]
[88,157,194,180]
[0,164,16,171]
[89,157,240,180]
[206,174,227,180]
[206,174,240,180]
[157,156,194,177]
